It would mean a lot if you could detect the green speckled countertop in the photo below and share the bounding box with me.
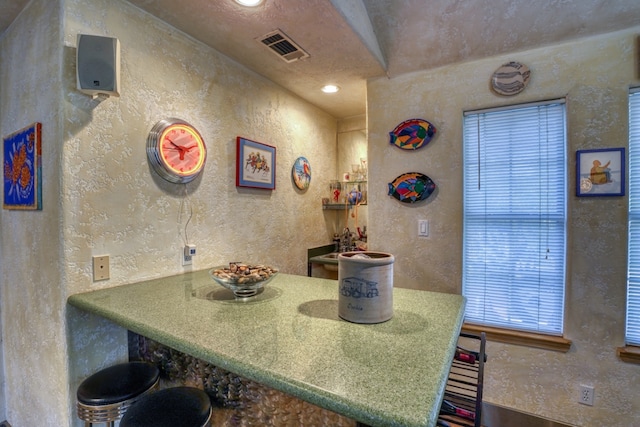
[68,270,465,427]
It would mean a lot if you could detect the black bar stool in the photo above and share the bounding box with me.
[76,361,160,427]
[119,386,212,427]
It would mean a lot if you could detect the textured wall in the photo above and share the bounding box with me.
[63,0,338,293]
[0,0,68,426]
[1,0,338,425]
[336,116,368,240]
[367,28,640,426]
[64,0,338,424]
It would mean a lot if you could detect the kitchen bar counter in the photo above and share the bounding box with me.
[68,270,465,427]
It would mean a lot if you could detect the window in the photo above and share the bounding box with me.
[626,89,640,346]
[462,100,567,335]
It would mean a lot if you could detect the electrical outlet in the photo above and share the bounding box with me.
[579,385,594,406]
[182,244,196,266]
[92,255,110,281]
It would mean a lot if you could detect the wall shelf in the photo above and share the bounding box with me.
[322,203,352,210]
[324,181,367,208]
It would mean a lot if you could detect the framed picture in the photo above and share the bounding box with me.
[3,122,42,210]
[576,147,625,197]
[236,136,276,190]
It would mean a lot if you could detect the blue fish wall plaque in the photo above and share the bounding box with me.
[388,172,436,203]
[389,119,436,150]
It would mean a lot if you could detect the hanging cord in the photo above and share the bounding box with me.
[477,116,481,190]
[344,188,350,228]
[542,106,550,260]
[177,184,193,246]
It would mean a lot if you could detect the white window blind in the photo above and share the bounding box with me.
[626,89,640,346]
[462,101,567,334]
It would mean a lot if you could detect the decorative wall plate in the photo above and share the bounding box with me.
[389,119,436,150]
[388,172,436,203]
[292,156,311,190]
[491,61,531,96]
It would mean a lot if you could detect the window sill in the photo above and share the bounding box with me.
[462,323,572,352]
[617,346,640,364]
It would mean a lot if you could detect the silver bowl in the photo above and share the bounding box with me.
[209,263,278,298]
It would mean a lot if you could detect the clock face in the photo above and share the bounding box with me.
[159,124,205,175]
[147,119,207,184]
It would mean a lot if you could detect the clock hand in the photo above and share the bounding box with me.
[166,137,182,149]
[166,138,189,160]
[168,137,193,153]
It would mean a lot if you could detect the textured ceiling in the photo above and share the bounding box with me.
[1,0,639,119]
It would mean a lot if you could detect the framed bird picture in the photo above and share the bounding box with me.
[236,136,276,190]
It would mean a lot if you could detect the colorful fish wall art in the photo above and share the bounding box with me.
[389,119,437,150]
[388,172,436,204]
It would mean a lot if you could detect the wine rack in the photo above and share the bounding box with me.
[438,332,487,427]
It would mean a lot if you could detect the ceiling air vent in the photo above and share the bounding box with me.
[257,29,309,63]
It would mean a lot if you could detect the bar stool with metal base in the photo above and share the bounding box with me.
[76,361,160,427]
[119,386,212,427]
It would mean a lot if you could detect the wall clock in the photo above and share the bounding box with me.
[146,118,207,184]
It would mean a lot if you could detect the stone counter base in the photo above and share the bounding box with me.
[129,333,362,427]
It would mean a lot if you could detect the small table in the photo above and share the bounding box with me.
[68,270,465,427]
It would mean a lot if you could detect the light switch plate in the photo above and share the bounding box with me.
[418,220,429,237]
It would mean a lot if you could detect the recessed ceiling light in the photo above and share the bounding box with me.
[235,0,264,6]
[321,85,340,94]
